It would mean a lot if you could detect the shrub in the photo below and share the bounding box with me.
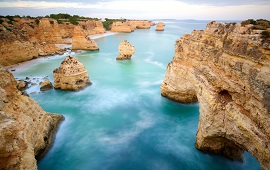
[35,19,40,25]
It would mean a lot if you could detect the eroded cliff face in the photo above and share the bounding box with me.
[71,26,99,51]
[53,56,91,91]
[34,18,64,44]
[111,22,134,33]
[0,67,63,170]
[161,21,270,169]
[0,24,39,66]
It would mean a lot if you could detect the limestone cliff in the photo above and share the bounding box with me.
[72,26,99,51]
[58,22,75,38]
[161,21,270,169]
[111,22,133,33]
[128,20,151,29]
[53,56,91,90]
[0,67,63,170]
[34,18,64,44]
[155,22,165,31]
[0,25,38,66]
[78,20,106,35]
[116,40,136,60]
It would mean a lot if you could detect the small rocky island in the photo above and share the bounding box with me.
[53,56,91,91]
[155,22,165,31]
[161,20,270,169]
[116,40,136,60]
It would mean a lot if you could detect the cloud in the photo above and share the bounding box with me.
[178,0,270,6]
[0,0,269,20]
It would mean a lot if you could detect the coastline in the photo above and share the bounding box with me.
[4,31,118,72]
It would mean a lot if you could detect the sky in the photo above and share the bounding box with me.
[0,0,269,20]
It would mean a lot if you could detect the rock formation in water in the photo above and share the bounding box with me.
[40,79,53,91]
[155,22,165,31]
[128,20,151,29]
[161,21,270,169]
[53,56,91,91]
[0,67,63,170]
[116,40,136,60]
[71,26,99,51]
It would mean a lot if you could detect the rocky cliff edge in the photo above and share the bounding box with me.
[161,21,270,169]
[0,67,63,170]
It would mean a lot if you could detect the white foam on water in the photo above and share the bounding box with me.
[96,111,155,146]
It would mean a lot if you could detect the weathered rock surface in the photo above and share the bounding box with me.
[155,22,165,31]
[161,21,270,169]
[34,18,64,44]
[0,26,38,66]
[116,40,136,60]
[53,56,91,90]
[111,22,133,33]
[0,67,63,170]
[38,43,64,56]
[72,26,99,51]
[40,79,53,91]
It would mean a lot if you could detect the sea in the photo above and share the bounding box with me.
[11,20,261,170]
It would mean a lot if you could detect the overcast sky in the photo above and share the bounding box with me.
[0,0,269,20]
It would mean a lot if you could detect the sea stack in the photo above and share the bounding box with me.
[53,56,91,91]
[155,22,165,31]
[72,26,99,51]
[116,40,136,60]
[160,21,270,169]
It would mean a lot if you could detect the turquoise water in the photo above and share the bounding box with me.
[12,20,261,170]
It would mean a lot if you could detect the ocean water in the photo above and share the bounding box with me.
[12,20,261,170]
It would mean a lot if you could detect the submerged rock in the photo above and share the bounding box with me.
[160,21,270,169]
[53,56,91,91]
[116,40,136,60]
[40,79,53,91]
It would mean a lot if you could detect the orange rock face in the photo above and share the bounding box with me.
[0,26,38,66]
[111,22,133,33]
[0,67,63,170]
[71,26,99,51]
[34,18,64,44]
[116,40,136,60]
[155,22,165,31]
[161,21,270,169]
[53,56,91,91]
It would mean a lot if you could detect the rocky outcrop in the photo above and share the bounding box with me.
[155,22,165,31]
[161,21,270,169]
[38,43,64,56]
[78,20,106,35]
[0,67,63,170]
[128,20,151,29]
[53,56,91,90]
[0,25,39,66]
[116,40,136,60]
[40,79,53,91]
[34,18,64,44]
[111,22,133,33]
[71,26,99,51]
[58,22,75,38]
